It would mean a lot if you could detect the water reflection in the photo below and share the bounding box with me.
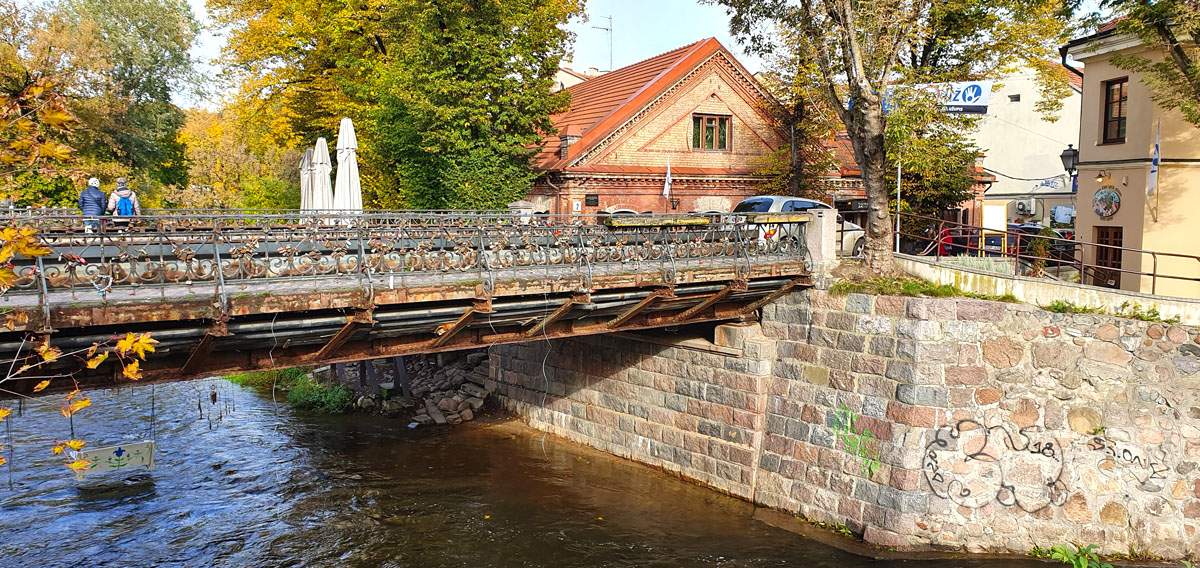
[0,380,1046,567]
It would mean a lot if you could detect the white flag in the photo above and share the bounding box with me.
[1147,119,1160,196]
[662,154,672,198]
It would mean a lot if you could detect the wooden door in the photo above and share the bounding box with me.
[1092,226,1123,288]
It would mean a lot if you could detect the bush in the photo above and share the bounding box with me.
[285,376,354,414]
[226,366,309,389]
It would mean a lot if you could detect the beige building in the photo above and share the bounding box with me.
[1065,25,1200,298]
[978,69,1082,227]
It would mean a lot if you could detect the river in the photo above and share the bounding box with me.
[0,380,1049,567]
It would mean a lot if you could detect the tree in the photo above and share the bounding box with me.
[709,0,1079,270]
[0,0,199,206]
[1102,0,1200,126]
[173,109,302,209]
[211,0,583,210]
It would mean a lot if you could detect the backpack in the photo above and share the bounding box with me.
[116,195,135,216]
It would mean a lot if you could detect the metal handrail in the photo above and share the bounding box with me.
[894,210,1200,294]
[1,211,812,294]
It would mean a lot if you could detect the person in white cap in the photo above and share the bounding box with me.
[78,177,106,232]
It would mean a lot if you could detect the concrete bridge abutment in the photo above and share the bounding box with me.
[491,288,1200,558]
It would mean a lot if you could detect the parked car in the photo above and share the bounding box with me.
[1010,224,1077,265]
[732,196,865,256]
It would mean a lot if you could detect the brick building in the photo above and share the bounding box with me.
[529,38,787,215]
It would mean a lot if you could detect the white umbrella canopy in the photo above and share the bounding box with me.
[333,117,363,212]
[311,137,335,212]
[299,148,314,210]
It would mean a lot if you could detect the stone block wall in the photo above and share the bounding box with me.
[493,289,1200,557]
[759,290,1200,556]
[490,331,775,501]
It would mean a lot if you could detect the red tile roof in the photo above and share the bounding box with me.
[826,133,860,176]
[535,38,749,171]
[1067,72,1083,91]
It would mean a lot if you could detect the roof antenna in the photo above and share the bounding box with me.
[593,15,612,72]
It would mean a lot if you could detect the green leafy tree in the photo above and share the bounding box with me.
[708,0,1080,271]
[1102,0,1200,125]
[212,0,583,210]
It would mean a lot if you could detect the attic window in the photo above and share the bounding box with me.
[692,114,731,151]
[1009,94,1021,102]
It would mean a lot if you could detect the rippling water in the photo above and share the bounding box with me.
[0,380,1046,567]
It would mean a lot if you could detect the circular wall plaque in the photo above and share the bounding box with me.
[1093,186,1121,218]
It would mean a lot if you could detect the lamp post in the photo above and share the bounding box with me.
[1060,144,1079,176]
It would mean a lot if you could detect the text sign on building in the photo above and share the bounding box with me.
[875,80,994,115]
[937,81,992,114]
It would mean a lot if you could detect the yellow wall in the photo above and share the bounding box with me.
[1071,39,1200,298]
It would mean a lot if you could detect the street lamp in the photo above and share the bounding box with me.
[1060,144,1079,176]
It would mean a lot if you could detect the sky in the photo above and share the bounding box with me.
[563,0,763,75]
[180,0,763,109]
[181,0,1109,110]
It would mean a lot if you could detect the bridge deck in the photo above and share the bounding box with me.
[0,211,812,394]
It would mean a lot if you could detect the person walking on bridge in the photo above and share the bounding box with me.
[78,177,105,232]
[106,177,140,229]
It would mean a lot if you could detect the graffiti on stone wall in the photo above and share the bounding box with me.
[1086,436,1171,491]
[834,405,881,477]
[923,420,1068,513]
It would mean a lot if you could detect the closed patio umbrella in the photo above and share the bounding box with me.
[333,117,363,212]
[299,148,314,210]
[311,138,334,212]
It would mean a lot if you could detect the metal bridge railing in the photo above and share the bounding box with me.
[894,210,1200,295]
[2,211,812,295]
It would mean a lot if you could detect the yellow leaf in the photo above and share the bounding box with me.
[122,360,141,380]
[36,343,61,362]
[60,397,90,417]
[32,379,50,392]
[39,108,74,128]
[65,458,91,473]
[64,388,79,401]
[130,333,158,360]
[4,311,29,331]
[0,408,9,422]
[0,456,5,467]
[64,439,85,451]
[86,343,99,357]
[51,443,63,455]
[115,332,136,355]
[86,351,109,369]
[14,364,31,376]
[37,141,73,162]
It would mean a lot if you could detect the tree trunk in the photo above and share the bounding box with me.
[846,102,896,272]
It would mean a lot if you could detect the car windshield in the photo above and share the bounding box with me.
[733,198,773,213]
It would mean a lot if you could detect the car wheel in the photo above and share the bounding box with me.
[852,238,865,257]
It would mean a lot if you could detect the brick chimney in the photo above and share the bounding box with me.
[559,125,582,159]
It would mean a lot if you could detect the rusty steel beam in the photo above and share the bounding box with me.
[313,310,374,361]
[607,289,672,329]
[180,333,220,376]
[736,277,806,316]
[430,307,477,348]
[667,281,745,323]
[115,298,752,384]
[524,294,588,338]
[9,274,816,396]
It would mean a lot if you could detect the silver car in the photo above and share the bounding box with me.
[733,196,866,256]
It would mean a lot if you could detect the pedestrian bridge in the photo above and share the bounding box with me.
[0,210,813,393]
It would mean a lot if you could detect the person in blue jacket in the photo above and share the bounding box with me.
[78,177,106,232]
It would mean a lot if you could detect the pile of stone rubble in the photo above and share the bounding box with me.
[344,350,493,426]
